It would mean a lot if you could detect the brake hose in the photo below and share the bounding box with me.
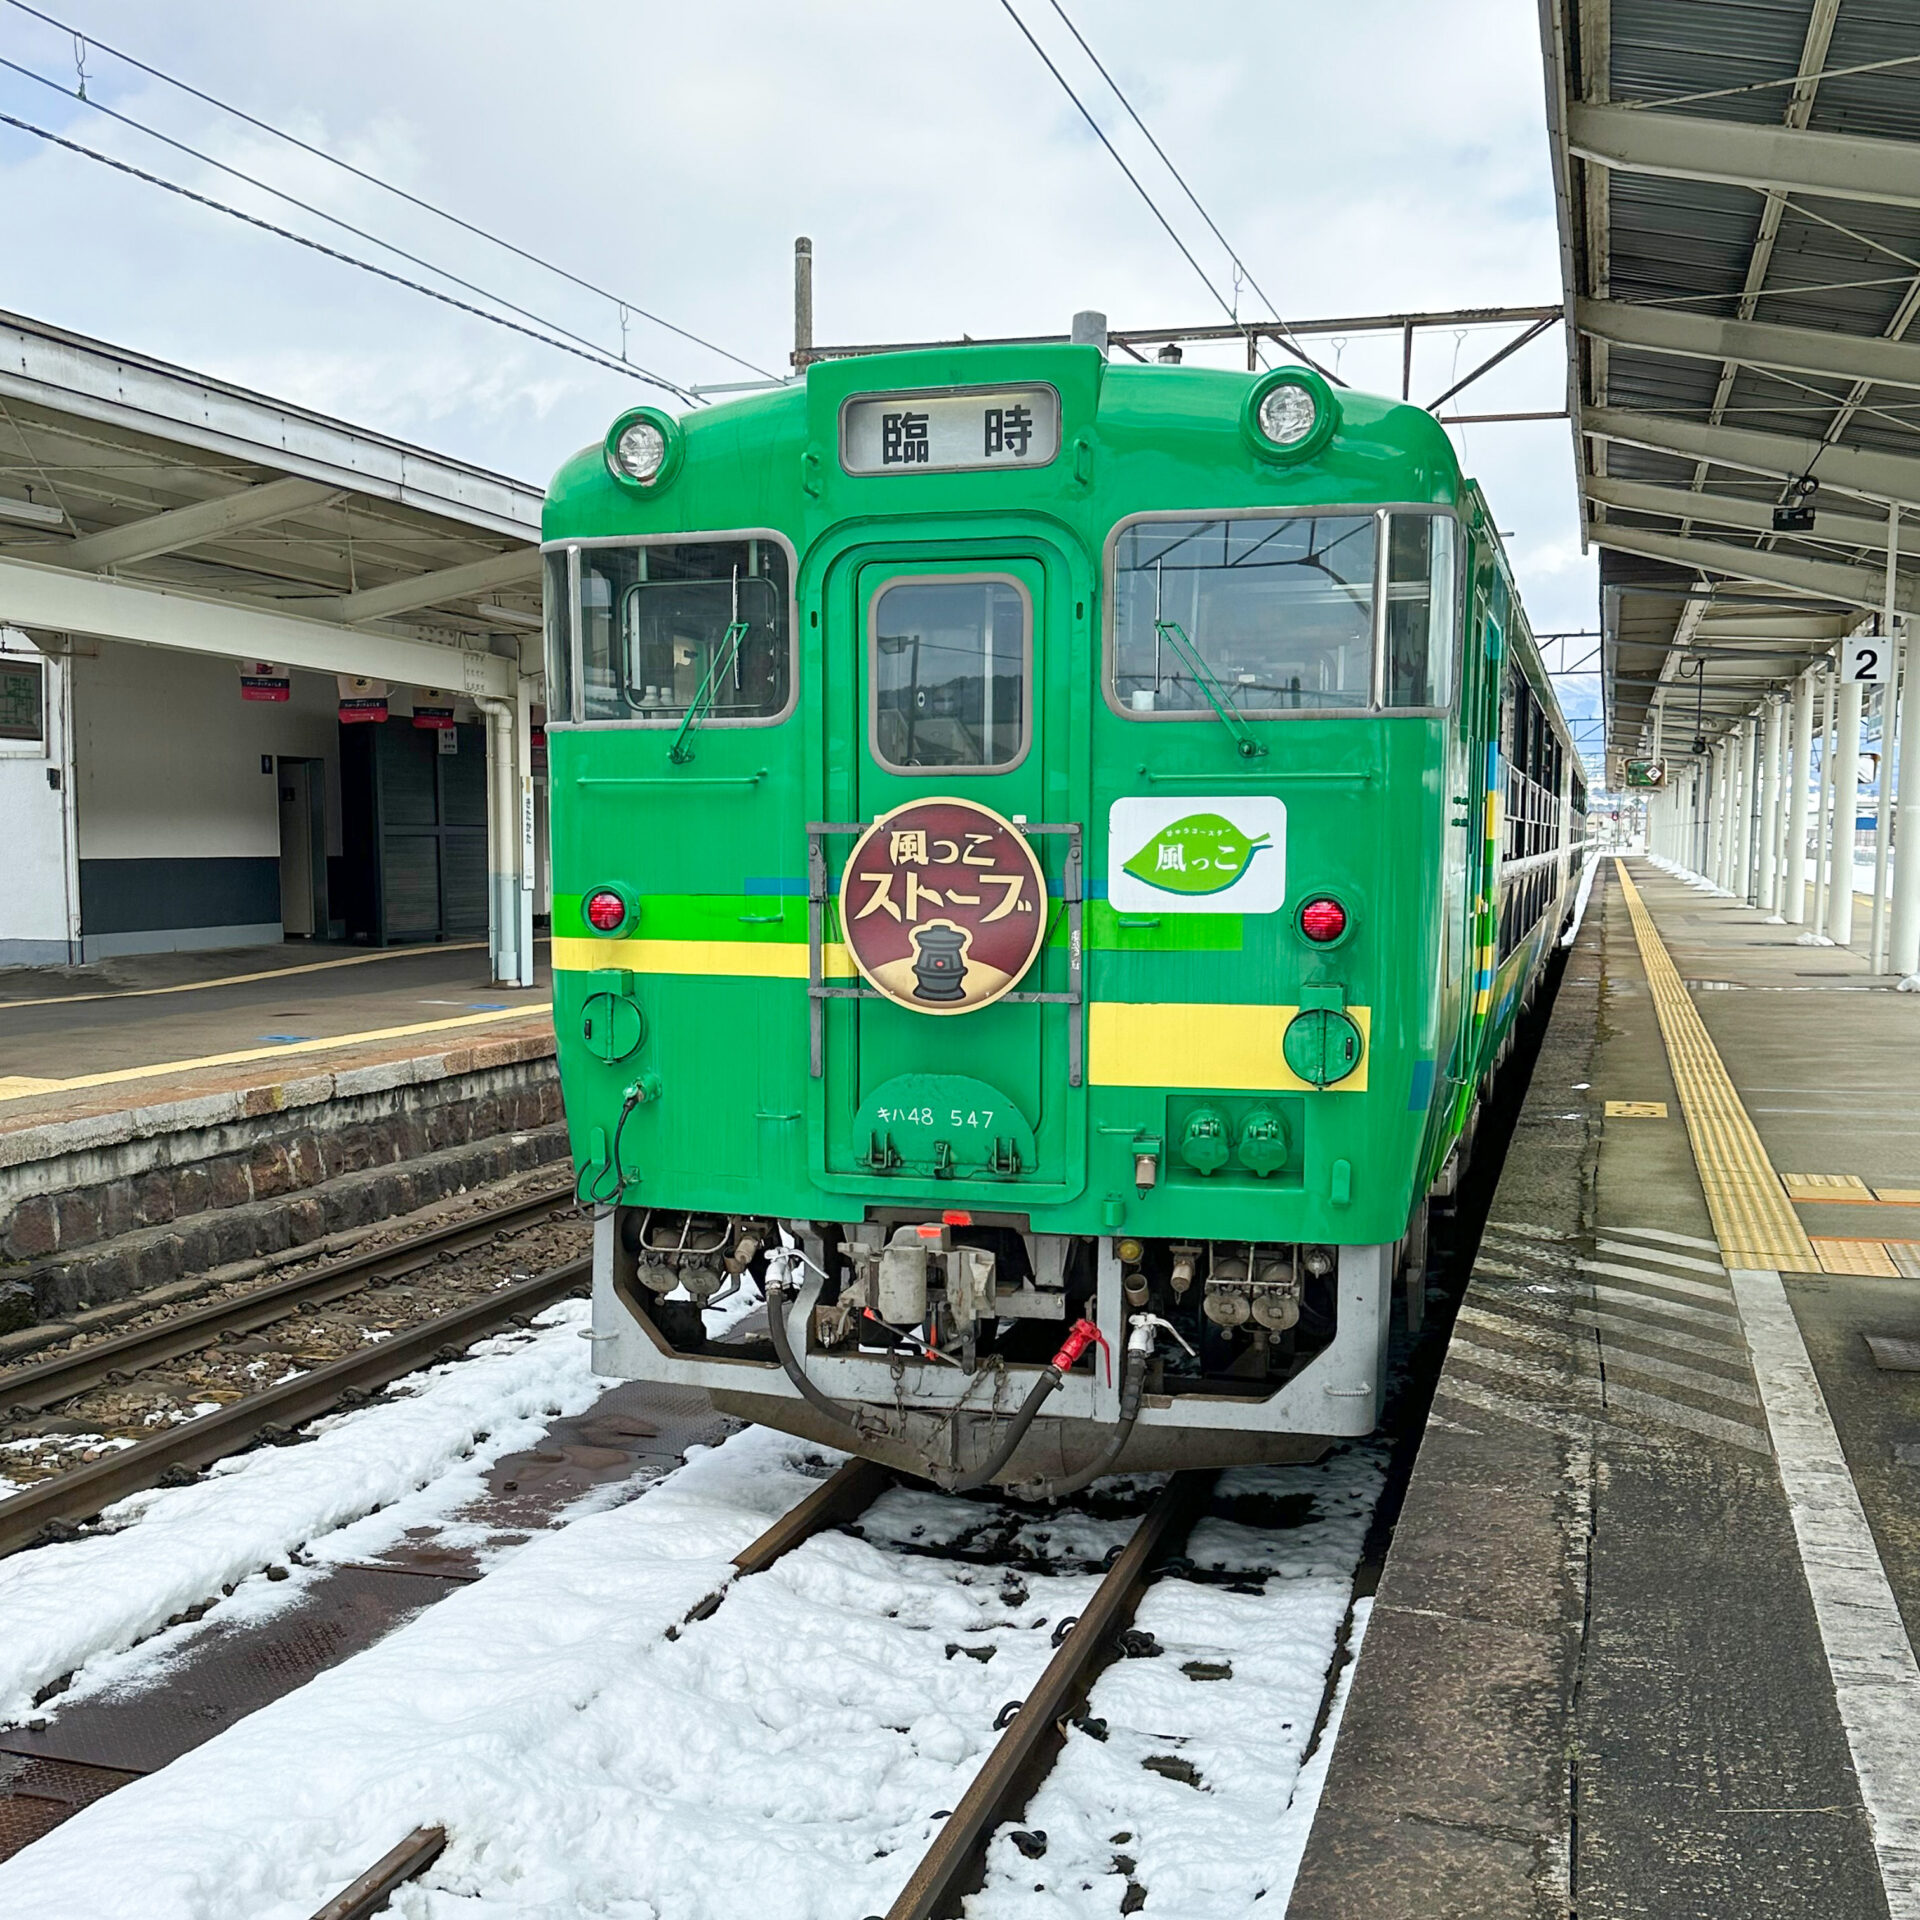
[1019,1316,1185,1501]
[940,1318,1108,1493]
[765,1273,866,1433]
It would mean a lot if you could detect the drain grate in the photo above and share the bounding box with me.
[0,1752,142,1862]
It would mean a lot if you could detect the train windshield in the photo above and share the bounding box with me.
[1111,510,1455,716]
[570,537,791,724]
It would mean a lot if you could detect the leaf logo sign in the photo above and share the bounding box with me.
[1121,811,1271,896]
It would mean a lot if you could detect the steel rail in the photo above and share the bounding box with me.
[879,1469,1215,1920]
[0,1252,591,1558]
[307,1458,894,1912]
[0,1183,576,1418]
[307,1826,448,1920]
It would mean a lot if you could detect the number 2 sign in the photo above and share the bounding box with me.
[1844,635,1892,684]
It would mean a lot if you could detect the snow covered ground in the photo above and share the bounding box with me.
[0,1405,1384,1918]
[0,1300,611,1727]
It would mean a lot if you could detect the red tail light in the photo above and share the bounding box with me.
[585,889,627,932]
[1299,896,1348,943]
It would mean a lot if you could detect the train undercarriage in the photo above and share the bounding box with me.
[588,1203,1402,1494]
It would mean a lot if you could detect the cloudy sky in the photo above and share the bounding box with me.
[0,0,1599,758]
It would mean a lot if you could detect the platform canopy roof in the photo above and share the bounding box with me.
[1540,0,1920,777]
[0,309,543,699]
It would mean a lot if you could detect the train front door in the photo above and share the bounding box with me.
[814,541,1086,1204]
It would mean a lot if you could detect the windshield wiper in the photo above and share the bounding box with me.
[667,620,751,764]
[1153,620,1267,759]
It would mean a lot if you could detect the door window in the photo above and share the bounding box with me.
[868,575,1031,772]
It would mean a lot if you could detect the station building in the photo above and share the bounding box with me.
[0,309,547,984]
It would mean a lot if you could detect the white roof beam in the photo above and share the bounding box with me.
[1577,296,1920,393]
[1589,523,1914,615]
[1692,613,1851,640]
[1586,405,1920,512]
[1568,101,1920,210]
[0,554,512,694]
[306,549,540,626]
[0,308,541,541]
[60,476,338,571]
[1589,474,1900,549]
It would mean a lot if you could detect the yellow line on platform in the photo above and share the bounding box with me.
[0,1004,553,1107]
[1615,861,1820,1273]
[0,939,533,1010]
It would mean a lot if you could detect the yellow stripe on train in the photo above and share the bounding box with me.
[1088,1003,1371,1093]
[552,935,857,979]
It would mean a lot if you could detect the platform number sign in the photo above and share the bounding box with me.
[1844,634,1892,684]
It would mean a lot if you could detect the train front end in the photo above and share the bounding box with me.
[543,341,1485,1491]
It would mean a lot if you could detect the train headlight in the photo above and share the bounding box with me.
[604,407,681,489]
[584,888,629,933]
[1243,368,1339,463]
[1258,384,1317,446]
[614,420,666,480]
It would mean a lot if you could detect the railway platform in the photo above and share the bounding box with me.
[0,941,560,1332]
[1291,858,1920,1919]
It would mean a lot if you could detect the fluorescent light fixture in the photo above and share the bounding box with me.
[0,496,64,528]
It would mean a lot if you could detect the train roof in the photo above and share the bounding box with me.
[544,344,1469,541]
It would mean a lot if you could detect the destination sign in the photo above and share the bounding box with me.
[840,384,1061,476]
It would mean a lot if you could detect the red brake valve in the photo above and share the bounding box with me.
[1050,1317,1113,1384]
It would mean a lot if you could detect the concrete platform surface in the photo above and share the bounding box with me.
[1291,859,1920,1920]
[0,940,553,1142]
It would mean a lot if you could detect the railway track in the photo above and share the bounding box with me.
[309,1460,1221,1920]
[0,1185,586,1558]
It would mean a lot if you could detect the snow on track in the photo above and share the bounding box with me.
[0,1299,607,1726]
[973,1454,1381,1916]
[0,1430,1383,1918]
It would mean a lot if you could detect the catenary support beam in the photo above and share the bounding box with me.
[0,554,512,696]
[1567,101,1920,211]
[60,477,339,571]
[1577,296,1920,394]
[306,550,541,626]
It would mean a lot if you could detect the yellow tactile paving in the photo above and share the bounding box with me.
[1782,1173,1877,1203]
[1615,862,1823,1274]
[1876,1189,1920,1206]
[1812,1239,1903,1279]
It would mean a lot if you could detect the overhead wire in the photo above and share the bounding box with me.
[0,0,777,381]
[993,1,1240,327]
[0,52,707,402]
[1039,0,1322,373]
[0,108,699,401]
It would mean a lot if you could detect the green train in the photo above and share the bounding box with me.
[541,335,1584,1493]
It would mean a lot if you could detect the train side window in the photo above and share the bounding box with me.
[1384,512,1456,708]
[568,535,793,727]
[542,551,576,723]
[869,575,1030,772]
